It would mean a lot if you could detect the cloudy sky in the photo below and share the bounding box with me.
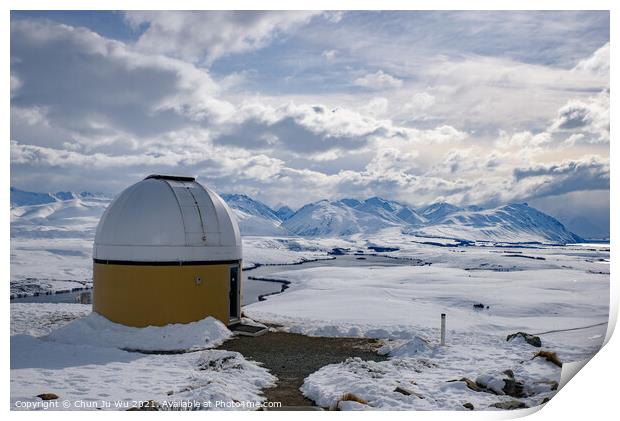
[10,11,610,237]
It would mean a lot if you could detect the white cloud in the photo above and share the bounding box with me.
[496,130,553,149]
[493,87,609,150]
[365,147,419,174]
[573,43,609,77]
[9,15,609,216]
[353,70,403,90]
[549,90,609,144]
[125,11,321,63]
[359,97,389,117]
[511,156,610,200]
[10,74,22,95]
[406,54,607,133]
[321,49,337,61]
[12,106,49,126]
[10,19,233,150]
[322,11,344,23]
[404,92,435,114]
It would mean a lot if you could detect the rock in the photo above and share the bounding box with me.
[502,377,526,398]
[37,393,59,401]
[476,371,525,397]
[475,374,505,395]
[394,386,411,395]
[394,386,424,399]
[535,380,559,391]
[463,402,474,410]
[541,397,551,405]
[328,248,349,256]
[473,303,485,309]
[491,400,529,410]
[394,386,411,396]
[532,350,563,367]
[447,377,480,392]
[506,332,542,347]
[330,393,368,411]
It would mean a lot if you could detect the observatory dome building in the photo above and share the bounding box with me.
[92,175,242,327]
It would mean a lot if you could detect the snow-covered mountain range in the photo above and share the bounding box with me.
[220,193,288,236]
[10,187,583,244]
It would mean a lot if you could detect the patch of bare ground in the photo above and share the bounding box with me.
[217,330,387,408]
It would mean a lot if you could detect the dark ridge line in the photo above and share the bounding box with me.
[242,256,336,272]
[10,285,92,300]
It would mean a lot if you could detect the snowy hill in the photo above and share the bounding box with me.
[275,206,295,221]
[10,187,104,207]
[412,203,583,244]
[10,187,57,207]
[10,187,584,244]
[346,197,426,226]
[419,202,462,222]
[11,195,111,238]
[11,189,289,238]
[283,197,426,237]
[283,200,395,236]
[220,194,288,236]
[284,198,582,243]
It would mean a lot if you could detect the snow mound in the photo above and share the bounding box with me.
[45,313,232,352]
[169,349,277,409]
[301,357,434,410]
[475,372,507,395]
[379,336,434,357]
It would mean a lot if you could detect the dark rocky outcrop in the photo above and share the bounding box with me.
[506,332,542,347]
[491,400,529,410]
[36,393,59,401]
[475,371,526,398]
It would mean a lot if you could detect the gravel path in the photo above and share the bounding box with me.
[217,330,387,407]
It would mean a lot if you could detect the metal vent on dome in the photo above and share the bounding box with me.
[144,174,196,182]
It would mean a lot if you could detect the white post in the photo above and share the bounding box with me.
[440,313,446,345]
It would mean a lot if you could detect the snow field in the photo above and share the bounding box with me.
[11,304,275,410]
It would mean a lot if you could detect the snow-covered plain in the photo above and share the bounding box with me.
[10,238,610,410]
[243,240,609,410]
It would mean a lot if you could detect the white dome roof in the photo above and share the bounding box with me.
[94,175,241,262]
